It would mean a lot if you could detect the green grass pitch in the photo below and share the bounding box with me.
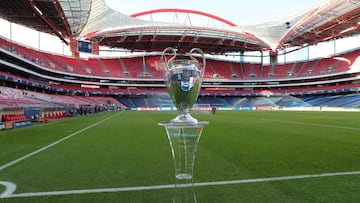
[1,110,360,202]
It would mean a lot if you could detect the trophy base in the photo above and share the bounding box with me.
[159,119,208,203]
[171,114,199,124]
[159,120,209,127]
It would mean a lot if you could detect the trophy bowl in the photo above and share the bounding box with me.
[161,47,206,124]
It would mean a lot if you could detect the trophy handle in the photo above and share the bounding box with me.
[189,48,206,78]
[161,47,177,70]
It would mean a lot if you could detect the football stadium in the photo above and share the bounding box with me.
[1,0,360,202]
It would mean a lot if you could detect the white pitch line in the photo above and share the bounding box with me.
[0,112,121,172]
[2,170,360,199]
[261,118,360,131]
[194,170,360,187]
[0,181,16,198]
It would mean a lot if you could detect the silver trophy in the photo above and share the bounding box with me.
[161,47,206,123]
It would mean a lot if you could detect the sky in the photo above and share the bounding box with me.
[104,0,326,26]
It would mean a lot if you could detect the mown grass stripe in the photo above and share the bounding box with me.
[0,112,121,171]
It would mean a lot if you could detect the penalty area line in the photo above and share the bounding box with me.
[0,112,122,172]
[2,170,360,199]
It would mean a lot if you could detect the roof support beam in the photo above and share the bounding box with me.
[28,0,69,45]
[51,0,72,37]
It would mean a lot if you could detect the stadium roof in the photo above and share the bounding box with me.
[0,0,359,53]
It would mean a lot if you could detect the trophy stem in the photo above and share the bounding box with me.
[159,121,208,203]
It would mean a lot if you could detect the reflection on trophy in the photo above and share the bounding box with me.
[161,47,206,123]
[159,47,208,203]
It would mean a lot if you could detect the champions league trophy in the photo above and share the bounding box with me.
[159,47,208,203]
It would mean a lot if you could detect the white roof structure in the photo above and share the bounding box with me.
[1,0,359,53]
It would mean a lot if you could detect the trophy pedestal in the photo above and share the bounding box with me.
[159,121,208,203]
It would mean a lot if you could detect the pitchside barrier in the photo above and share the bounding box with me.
[133,106,360,112]
[0,121,14,130]
[13,120,32,128]
[0,122,5,130]
[0,120,32,130]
